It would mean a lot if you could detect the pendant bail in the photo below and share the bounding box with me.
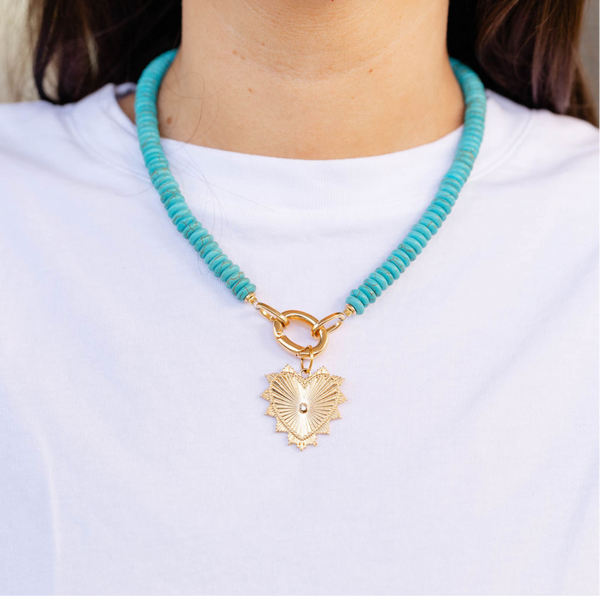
[299,346,315,376]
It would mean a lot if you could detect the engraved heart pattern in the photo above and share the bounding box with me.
[262,365,346,450]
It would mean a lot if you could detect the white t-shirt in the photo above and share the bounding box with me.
[0,83,597,595]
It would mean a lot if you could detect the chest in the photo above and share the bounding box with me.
[3,188,596,593]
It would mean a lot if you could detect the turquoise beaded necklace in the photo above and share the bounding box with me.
[135,49,486,450]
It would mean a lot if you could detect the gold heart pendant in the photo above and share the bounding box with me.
[262,364,346,450]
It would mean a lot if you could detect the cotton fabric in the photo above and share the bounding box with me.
[0,83,598,595]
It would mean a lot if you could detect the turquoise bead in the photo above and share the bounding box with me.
[398,243,418,260]
[408,230,428,248]
[382,261,401,279]
[364,278,383,297]
[345,57,486,313]
[428,204,448,221]
[371,271,389,290]
[359,284,378,303]
[135,49,256,301]
[136,50,486,314]
[351,289,370,307]
[347,295,365,315]
[377,267,395,285]
[392,249,411,268]
[412,223,432,241]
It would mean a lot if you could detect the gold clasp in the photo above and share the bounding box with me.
[312,311,347,335]
[272,310,329,358]
[245,293,356,371]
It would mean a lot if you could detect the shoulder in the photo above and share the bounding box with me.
[0,96,91,184]
[519,97,598,175]
[0,84,147,208]
[0,83,138,179]
[482,91,598,180]
[0,98,71,157]
[465,92,598,270]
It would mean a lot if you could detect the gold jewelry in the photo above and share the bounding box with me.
[136,51,487,451]
[246,293,353,450]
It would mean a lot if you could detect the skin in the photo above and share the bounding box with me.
[119,0,464,159]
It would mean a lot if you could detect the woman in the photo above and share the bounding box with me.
[0,0,597,594]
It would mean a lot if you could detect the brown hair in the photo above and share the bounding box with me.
[30,0,597,124]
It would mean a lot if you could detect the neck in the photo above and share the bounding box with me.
[122,0,463,159]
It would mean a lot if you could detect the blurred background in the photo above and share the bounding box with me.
[582,0,599,110]
[0,0,598,110]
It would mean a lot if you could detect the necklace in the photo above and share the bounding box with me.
[135,49,486,450]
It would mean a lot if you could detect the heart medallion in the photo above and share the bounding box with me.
[262,364,346,450]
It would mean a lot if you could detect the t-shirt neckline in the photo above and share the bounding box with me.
[65,82,533,212]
